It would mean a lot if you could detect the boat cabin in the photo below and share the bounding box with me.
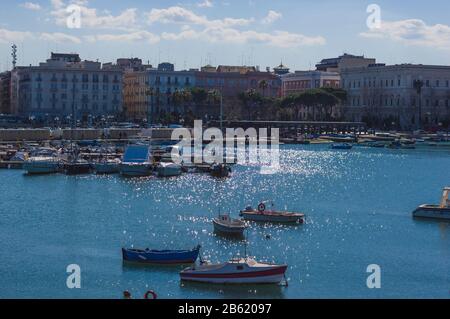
[440,187,450,208]
[122,145,152,164]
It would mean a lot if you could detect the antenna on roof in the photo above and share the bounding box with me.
[11,44,17,69]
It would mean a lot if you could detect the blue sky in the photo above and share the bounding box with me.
[1,0,450,72]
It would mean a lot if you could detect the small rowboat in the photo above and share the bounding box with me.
[180,258,287,284]
[122,245,201,265]
[240,202,305,224]
[213,214,247,236]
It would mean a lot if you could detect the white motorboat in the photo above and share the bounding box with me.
[156,162,182,177]
[213,214,247,235]
[180,258,287,284]
[240,202,305,224]
[23,156,60,175]
[413,187,450,221]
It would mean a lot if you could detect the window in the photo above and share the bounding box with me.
[436,80,440,87]
[426,80,430,87]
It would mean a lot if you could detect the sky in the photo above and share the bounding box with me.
[1,0,450,72]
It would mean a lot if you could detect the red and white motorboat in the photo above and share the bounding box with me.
[180,258,288,284]
[240,202,305,224]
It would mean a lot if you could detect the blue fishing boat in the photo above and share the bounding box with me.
[122,245,201,264]
[331,143,353,150]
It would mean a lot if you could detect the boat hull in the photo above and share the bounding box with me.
[331,144,353,150]
[413,206,450,221]
[94,163,120,174]
[240,211,304,224]
[122,247,200,264]
[180,266,287,284]
[156,165,182,177]
[213,220,246,235]
[64,163,91,175]
[120,163,153,177]
[23,162,59,175]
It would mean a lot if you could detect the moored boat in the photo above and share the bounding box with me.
[64,159,91,175]
[413,187,450,221]
[331,143,353,150]
[240,202,305,224]
[210,163,231,178]
[180,258,287,284]
[213,214,247,236]
[23,156,60,175]
[156,162,182,177]
[122,245,201,265]
[94,159,121,174]
[120,145,153,177]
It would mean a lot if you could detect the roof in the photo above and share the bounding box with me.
[123,145,151,163]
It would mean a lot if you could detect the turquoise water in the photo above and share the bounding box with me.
[0,145,449,299]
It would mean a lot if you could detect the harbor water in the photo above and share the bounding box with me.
[0,144,449,299]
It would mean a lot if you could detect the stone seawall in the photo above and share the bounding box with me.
[0,128,177,141]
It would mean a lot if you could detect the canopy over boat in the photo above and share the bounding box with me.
[122,145,152,164]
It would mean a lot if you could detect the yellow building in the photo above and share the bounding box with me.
[123,72,150,121]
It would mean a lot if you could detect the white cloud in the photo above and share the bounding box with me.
[50,0,138,30]
[197,0,213,8]
[360,19,450,50]
[149,6,323,48]
[0,28,81,45]
[261,10,282,25]
[85,31,160,44]
[0,28,32,43]
[40,32,81,44]
[20,2,42,11]
[146,6,253,28]
[162,26,325,48]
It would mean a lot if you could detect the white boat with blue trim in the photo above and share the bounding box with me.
[413,187,450,221]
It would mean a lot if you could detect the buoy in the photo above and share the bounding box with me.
[144,290,157,300]
[258,203,266,212]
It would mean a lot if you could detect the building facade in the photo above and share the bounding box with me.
[0,71,11,114]
[341,64,450,129]
[147,63,196,117]
[11,53,123,120]
[123,63,196,122]
[281,71,340,97]
[195,66,281,98]
[123,71,149,121]
[316,53,377,72]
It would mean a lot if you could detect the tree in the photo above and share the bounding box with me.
[258,80,269,97]
[279,88,341,121]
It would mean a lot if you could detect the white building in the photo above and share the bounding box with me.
[11,53,123,120]
[341,64,450,130]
